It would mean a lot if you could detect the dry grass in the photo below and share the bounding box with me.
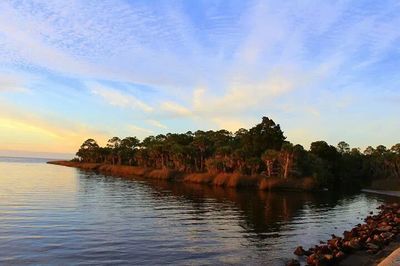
[48,161,317,191]
[147,169,177,180]
[98,165,148,177]
[211,173,260,188]
[184,173,215,184]
[226,173,260,188]
[258,176,316,191]
[212,173,230,186]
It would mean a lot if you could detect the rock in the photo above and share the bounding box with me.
[335,251,345,261]
[319,245,331,254]
[327,237,341,247]
[290,203,400,265]
[343,230,352,240]
[373,234,383,244]
[344,238,361,250]
[380,232,394,240]
[378,221,388,227]
[377,225,392,232]
[306,254,316,265]
[367,242,379,248]
[294,246,305,256]
[286,259,300,266]
[323,254,333,261]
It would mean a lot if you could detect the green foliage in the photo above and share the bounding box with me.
[337,141,350,154]
[74,117,400,191]
[76,138,100,163]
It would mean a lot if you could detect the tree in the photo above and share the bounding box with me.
[310,141,341,187]
[364,146,375,155]
[107,137,122,165]
[246,157,262,175]
[262,149,279,177]
[121,137,140,165]
[375,145,387,156]
[76,138,100,163]
[248,117,286,156]
[192,131,212,172]
[337,141,350,154]
[310,141,339,161]
[72,117,400,191]
[391,143,400,154]
[279,142,294,179]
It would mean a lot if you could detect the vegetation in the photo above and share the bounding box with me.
[74,116,400,190]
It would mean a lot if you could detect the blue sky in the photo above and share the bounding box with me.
[0,0,399,157]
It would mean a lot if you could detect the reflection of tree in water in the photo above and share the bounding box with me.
[131,178,349,238]
[77,170,390,244]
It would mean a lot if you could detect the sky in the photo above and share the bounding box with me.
[0,0,399,158]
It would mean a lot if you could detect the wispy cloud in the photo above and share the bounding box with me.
[0,0,399,152]
[89,82,153,112]
[0,73,30,93]
[128,125,154,136]
[160,101,191,117]
[146,119,167,129]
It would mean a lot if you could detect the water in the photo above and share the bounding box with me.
[0,157,397,265]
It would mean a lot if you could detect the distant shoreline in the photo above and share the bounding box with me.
[47,160,317,191]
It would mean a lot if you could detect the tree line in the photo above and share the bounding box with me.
[74,117,400,189]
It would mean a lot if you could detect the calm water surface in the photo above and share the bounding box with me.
[0,157,397,265]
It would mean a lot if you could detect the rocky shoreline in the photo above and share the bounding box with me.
[47,160,317,191]
[289,203,400,266]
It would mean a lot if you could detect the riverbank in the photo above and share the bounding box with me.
[47,161,317,191]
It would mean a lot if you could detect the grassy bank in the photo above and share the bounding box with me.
[47,161,317,191]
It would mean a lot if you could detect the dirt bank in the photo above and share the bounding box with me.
[47,161,317,191]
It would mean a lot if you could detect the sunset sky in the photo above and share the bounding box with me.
[0,0,399,158]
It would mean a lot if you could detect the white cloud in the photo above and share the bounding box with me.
[211,117,253,132]
[160,101,191,117]
[0,0,399,149]
[0,74,29,93]
[89,83,153,112]
[128,125,154,136]
[146,119,167,129]
[0,1,211,90]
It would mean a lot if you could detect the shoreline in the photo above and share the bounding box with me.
[47,160,317,191]
[291,203,400,266]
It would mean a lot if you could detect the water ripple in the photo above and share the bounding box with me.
[0,161,397,265]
